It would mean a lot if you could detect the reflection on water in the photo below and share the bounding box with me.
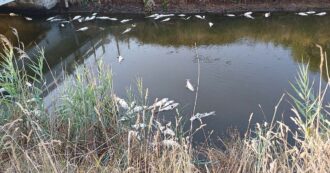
[0,13,329,142]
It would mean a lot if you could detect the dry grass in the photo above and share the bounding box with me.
[0,34,329,173]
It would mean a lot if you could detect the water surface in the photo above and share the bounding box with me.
[1,12,329,142]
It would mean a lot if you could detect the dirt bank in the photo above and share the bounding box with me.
[1,0,330,15]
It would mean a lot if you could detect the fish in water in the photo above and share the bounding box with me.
[72,15,81,21]
[297,12,308,16]
[195,15,205,20]
[178,14,186,17]
[154,14,175,20]
[85,16,96,21]
[122,28,132,34]
[315,12,327,16]
[243,12,254,19]
[50,18,64,22]
[161,18,171,22]
[159,103,179,112]
[60,23,65,27]
[92,12,97,16]
[190,111,216,122]
[76,27,88,32]
[9,13,18,16]
[225,14,235,17]
[149,98,169,109]
[208,22,214,27]
[25,17,32,21]
[118,55,124,63]
[131,24,137,27]
[121,19,132,23]
[264,12,271,18]
[96,16,111,20]
[115,96,129,109]
[186,79,195,92]
[46,16,56,21]
[109,17,118,21]
[146,14,159,18]
[306,11,316,14]
[78,18,84,23]
[183,16,191,20]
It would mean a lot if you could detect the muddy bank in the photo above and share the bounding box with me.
[1,1,330,15]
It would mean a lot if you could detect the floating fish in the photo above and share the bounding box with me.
[118,55,124,63]
[115,96,129,109]
[163,100,174,107]
[92,12,97,16]
[25,17,32,21]
[146,14,159,18]
[46,16,56,21]
[76,27,88,32]
[162,139,180,147]
[190,111,216,122]
[243,12,254,19]
[9,13,18,16]
[306,11,316,14]
[178,14,186,17]
[85,16,96,21]
[78,18,84,23]
[96,16,111,20]
[72,15,81,21]
[315,12,327,16]
[182,16,191,20]
[154,14,175,20]
[122,28,132,34]
[60,23,65,27]
[131,24,137,27]
[208,22,214,27]
[121,19,132,23]
[50,18,64,22]
[225,14,235,17]
[109,17,118,21]
[195,15,205,20]
[297,12,308,16]
[159,103,179,112]
[264,12,271,18]
[186,79,194,92]
[161,18,171,22]
[149,98,169,109]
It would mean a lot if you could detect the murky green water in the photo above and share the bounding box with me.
[1,12,329,142]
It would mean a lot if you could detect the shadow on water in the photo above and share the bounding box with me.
[1,12,330,143]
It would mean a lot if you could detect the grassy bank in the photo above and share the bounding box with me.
[0,34,330,172]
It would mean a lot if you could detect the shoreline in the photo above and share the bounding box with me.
[1,2,330,15]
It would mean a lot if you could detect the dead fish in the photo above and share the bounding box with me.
[161,18,171,22]
[154,14,175,20]
[183,16,191,20]
[85,16,96,21]
[122,28,132,34]
[118,55,124,63]
[186,79,194,92]
[96,16,111,20]
[109,17,118,21]
[9,13,18,16]
[131,24,137,27]
[50,18,64,22]
[225,14,235,17]
[115,96,129,109]
[46,16,56,21]
[306,11,316,14]
[76,27,88,32]
[72,15,81,21]
[178,14,186,17]
[146,14,159,18]
[243,12,254,19]
[195,15,205,20]
[315,12,327,16]
[264,12,271,18]
[159,103,179,112]
[121,19,132,23]
[208,22,214,27]
[25,17,32,21]
[149,98,169,109]
[190,111,216,122]
[297,12,308,16]
[92,12,97,16]
[163,128,175,136]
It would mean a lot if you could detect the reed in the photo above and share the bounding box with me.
[0,34,329,173]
